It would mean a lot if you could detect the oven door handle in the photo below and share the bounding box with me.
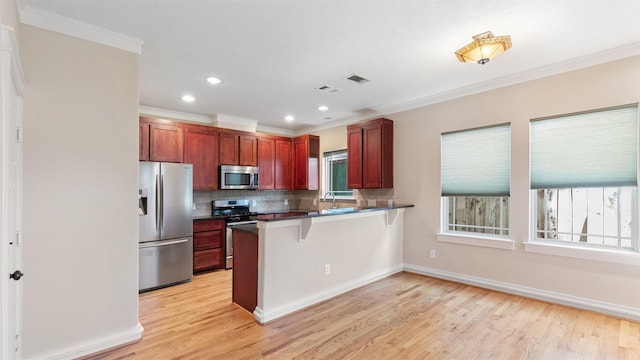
[227,220,258,226]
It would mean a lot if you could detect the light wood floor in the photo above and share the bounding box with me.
[86,270,640,359]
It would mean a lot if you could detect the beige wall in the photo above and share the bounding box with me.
[1,0,19,32]
[389,56,640,313]
[20,25,140,358]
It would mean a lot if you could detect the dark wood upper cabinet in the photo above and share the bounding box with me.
[275,139,293,190]
[293,135,320,190]
[347,118,393,189]
[149,123,184,163]
[219,131,258,166]
[139,122,150,161]
[257,137,275,190]
[184,127,218,190]
[239,135,258,166]
[347,126,363,189]
[219,132,239,165]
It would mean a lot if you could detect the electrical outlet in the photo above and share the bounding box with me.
[368,199,376,207]
[324,263,331,275]
[313,198,317,205]
[284,199,288,205]
[429,249,436,259]
[252,200,257,206]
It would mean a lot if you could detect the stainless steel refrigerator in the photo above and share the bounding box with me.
[138,162,193,292]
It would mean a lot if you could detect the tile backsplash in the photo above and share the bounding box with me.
[192,188,396,216]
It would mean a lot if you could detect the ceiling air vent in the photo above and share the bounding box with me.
[316,84,342,94]
[346,74,370,84]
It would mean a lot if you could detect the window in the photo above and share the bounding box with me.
[535,187,636,249]
[441,124,511,236]
[323,150,353,199]
[530,104,639,251]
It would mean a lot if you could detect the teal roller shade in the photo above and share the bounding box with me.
[441,124,511,196]
[530,104,638,189]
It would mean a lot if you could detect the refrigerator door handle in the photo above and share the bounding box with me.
[155,174,160,233]
[139,238,189,248]
[159,173,164,232]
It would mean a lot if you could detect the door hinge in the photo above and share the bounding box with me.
[16,127,23,143]
[15,231,21,246]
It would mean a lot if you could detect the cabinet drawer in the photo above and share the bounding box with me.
[194,248,223,271]
[193,219,225,232]
[194,230,223,250]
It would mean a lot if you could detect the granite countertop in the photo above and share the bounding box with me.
[251,204,414,222]
[194,204,414,221]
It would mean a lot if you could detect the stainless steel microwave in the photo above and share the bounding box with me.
[220,165,259,190]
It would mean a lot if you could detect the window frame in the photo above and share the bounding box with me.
[438,197,514,250]
[322,149,354,200]
[526,191,640,265]
[526,104,640,264]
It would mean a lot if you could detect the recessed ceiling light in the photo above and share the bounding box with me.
[318,105,329,111]
[182,94,195,102]
[285,115,294,122]
[206,77,222,85]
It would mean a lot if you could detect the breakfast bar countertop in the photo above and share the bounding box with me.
[250,204,414,222]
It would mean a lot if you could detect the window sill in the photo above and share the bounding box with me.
[524,241,640,266]
[437,232,515,250]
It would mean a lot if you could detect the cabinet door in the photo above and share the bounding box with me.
[193,230,223,251]
[347,127,363,189]
[293,138,308,190]
[194,248,223,271]
[239,135,258,166]
[274,139,292,190]
[363,124,382,188]
[258,138,275,190]
[219,132,239,165]
[185,127,218,190]
[139,122,149,161]
[150,123,184,163]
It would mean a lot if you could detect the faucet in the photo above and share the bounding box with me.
[322,191,336,209]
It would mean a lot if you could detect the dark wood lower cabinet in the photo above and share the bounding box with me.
[232,228,258,313]
[193,219,225,273]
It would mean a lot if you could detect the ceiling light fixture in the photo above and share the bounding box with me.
[206,76,222,85]
[285,115,294,122]
[318,105,328,111]
[182,94,195,102]
[455,31,512,65]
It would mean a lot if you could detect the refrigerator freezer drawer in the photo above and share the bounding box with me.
[139,237,193,292]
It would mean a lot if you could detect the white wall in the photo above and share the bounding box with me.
[20,25,140,358]
[256,210,404,322]
[390,56,640,315]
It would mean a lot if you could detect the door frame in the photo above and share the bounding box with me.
[1,24,26,360]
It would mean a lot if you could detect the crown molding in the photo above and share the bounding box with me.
[378,41,640,116]
[138,106,213,124]
[256,124,296,137]
[16,2,143,54]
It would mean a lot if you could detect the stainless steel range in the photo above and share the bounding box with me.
[212,199,257,269]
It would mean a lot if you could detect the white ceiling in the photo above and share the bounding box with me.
[18,0,640,134]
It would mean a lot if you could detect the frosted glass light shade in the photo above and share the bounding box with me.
[455,31,512,65]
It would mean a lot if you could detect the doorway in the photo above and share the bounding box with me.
[1,24,26,360]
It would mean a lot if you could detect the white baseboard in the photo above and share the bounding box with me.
[403,263,640,322]
[254,265,403,324]
[26,322,144,360]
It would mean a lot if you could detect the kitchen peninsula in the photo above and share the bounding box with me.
[233,204,413,323]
